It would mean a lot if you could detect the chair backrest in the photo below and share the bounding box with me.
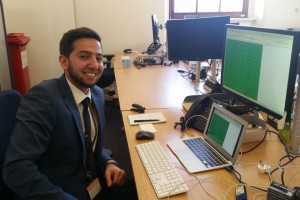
[0,90,22,199]
[96,54,116,89]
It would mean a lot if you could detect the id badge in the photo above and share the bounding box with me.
[87,178,101,199]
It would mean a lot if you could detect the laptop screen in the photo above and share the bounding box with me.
[204,103,247,159]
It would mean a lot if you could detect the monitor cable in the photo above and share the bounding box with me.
[239,128,269,154]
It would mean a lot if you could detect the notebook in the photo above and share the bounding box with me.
[127,112,166,125]
[167,103,248,173]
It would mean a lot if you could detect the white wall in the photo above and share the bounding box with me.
[0,1,12,90]
[3,0,75,86]
[74,0,166,53]
[2,0,300,87]
[3,0,167,86]
[250,0,300,29]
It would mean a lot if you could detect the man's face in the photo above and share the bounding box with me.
[59,38,104,94]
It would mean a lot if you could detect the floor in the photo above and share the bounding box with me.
[103,100,135,181]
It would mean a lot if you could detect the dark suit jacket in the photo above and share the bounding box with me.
[3,75,111,200]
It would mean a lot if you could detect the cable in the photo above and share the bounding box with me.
[279,154,300,185]
[172,163,218,200]
[228,167,268,193]
[269,154,300,186]
[223,183,240,200]
[234,148,243,168]
[165,179,195,200]
[286,168,300,186]
[177,62,207,93]
[267,129,278,136]
[231,168,242,183]
[184,114,207,136]
[253,192,267,200]
[239,127,269,154]
[175,162,268,200]
[231,167,266,193]
[192,80,204,94]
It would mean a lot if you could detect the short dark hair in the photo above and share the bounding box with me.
[59,27,101,58]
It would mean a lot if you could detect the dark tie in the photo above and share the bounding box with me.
[82,98,97,182]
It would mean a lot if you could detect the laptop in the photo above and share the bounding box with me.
[167,103,248,173]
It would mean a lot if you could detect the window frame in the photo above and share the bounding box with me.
[169,0,249,19]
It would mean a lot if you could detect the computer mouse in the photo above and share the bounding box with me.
[135,130,155,140]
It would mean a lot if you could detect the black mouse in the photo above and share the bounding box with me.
[135,130,155,140]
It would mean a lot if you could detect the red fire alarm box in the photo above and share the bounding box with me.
[7,33,31,95]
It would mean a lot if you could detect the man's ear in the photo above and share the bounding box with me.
[59,55,68,70]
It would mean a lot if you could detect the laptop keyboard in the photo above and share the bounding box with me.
[183,138,228,167]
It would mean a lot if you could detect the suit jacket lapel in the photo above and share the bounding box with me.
[57,75,87,165]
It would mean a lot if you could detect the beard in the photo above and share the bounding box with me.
[67,62,99,89]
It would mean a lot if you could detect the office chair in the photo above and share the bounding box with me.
[0,90,22,200]
[97,54,115,88]
[96,54,119,108]
[94,54,117,153]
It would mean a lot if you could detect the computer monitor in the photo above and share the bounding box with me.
[221,25,300,122]
[166,16,230,61]
[146,14,162,54]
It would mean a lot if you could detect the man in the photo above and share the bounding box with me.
[3,27,136,200]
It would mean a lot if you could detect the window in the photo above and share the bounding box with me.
[169,0,249,19]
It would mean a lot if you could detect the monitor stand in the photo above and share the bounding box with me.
[240,110,268,144]
[192,61,208,82]
[195,61,201,82]
[210,59,218,81]
[203,59,222,93]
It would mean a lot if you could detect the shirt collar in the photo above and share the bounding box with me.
[65,76,92,105]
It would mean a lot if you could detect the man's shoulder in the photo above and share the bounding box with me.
[26,76,65,97]
[30,78,59,91]
[91,85,103,95]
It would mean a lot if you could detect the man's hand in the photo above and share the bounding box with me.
[104,164,126,187]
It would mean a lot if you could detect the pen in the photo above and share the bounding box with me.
[134,119,160,123]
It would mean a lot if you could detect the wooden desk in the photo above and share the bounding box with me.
[121,108,300,200]
[113,53,206,111]
[112,53,299,199]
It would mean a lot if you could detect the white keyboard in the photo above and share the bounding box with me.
[136,141,189,198]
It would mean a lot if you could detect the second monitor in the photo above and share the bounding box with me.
[166,16,230,61]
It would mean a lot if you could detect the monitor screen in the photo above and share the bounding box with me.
[152,14,160,45]
[221,25,300,121]
[146,14,162,54]
[166,16,230,61]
